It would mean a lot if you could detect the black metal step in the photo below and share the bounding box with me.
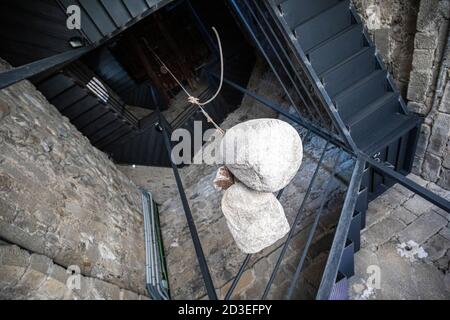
[349,95,404,151]
[321,47,377,97]
[334,70,387,121]
[50,86,89,111]
[347,92,399,129]
[309,23,365,75]
[294,0,352,52]
[353,114,418,153]
[279,0,341,30]
[65,99,101,121]
[37,73,75,99]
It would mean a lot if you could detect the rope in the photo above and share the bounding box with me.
[147,27,225,135]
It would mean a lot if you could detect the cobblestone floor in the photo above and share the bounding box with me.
[349,175,450,300]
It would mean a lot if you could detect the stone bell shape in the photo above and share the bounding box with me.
[219,118,303,193]
[222,182,290,254]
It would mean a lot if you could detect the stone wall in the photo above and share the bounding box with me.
[353,0,450,190]
[0,245,149,300]
[407,1,450,189]
[0,59,147,298]
[352,0,421,96]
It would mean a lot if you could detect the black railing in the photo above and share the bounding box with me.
[159,112,218,300]
[316,158,365,299]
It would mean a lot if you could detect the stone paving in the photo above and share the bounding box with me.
[349,175,450,300]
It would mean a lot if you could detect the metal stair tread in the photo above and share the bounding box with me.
[308,24,367,76]
[293,0,351,52]
[319,46,374,79]
[355,114,418,153]
[279,0,341,30]
[333,69,386,101]
[345,92,397,127]
[306,22,362,57]
[292,0,349,31]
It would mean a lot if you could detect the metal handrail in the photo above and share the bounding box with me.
[158,112,218,300]
[316,158,365,300]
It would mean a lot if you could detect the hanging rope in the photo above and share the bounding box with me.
[146,27,225,135]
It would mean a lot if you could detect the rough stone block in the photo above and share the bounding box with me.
[377,187,411,209]
[437,167,450,190]
[17,268,47,298]
[220,118,303,192]
[407,101,428,114]
[435,250,450,272]
[0,245,30,267]
[0,101,9,121]
[445,273,450,292]
[439,227,450,241]
[417,0,441,32]
[403,195,434,214]
[421,152,442,182]
[424,234,450,261]
[90,278,121,300]
[362,217,406,247]
[365,198,393,229]
[428,182,450,200]
[392,183,415,198]
[415,124,431,159]
[443,141,450,169]
[374,28,390,60]
[439,0,450,19]
[221,182,290,253]
[398,211,448,244]
[428,113,450,156]
[354,242,449,299]
[434,207,450,222]
[28,253,52,275]
[392,206,418,225]
[35,276,66,300]
[412,49,435,72]
[438,81,450,114]
[120,289,140,300]
[407,71,432,103]
[414,31,439,49]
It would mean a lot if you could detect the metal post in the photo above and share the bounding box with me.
[158,113,218,300]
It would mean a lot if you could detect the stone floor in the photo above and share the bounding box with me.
[349,175,450,300]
